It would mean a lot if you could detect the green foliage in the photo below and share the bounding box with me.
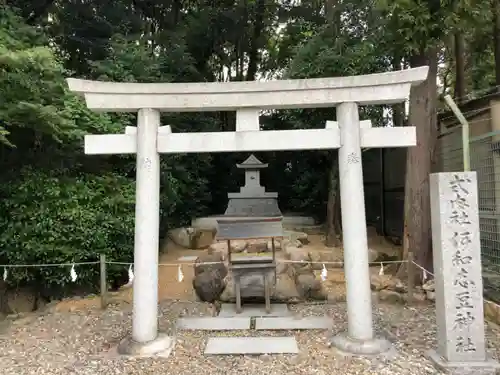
[0,8,76,146]
[1,0,499,300]
[270,22,388,219]
[0,168,135,294]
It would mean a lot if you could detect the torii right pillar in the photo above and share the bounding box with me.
[331,102,408,355]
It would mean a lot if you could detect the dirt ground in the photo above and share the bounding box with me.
[54,231,402,312]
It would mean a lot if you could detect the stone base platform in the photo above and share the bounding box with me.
[116,333,175,358]
[331,333,395,358]
[427,350,500,375]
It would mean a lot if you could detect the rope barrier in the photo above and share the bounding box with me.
[0,258,408,269]
[411,260,435,278]
[0,261,100,268]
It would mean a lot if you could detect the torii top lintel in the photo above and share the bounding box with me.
[66,67,429,112]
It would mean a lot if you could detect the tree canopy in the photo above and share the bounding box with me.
[0,0,498,306]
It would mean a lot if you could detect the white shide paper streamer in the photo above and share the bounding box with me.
[70,264,78,282]
[378,262,384,276]
[320,264,328,281]
[177,265,184,282]
[128,264,134,284]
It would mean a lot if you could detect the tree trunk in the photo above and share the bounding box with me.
[392,53,405,127]
[0,280,12,315]
[454,31,466,101]
[494,0,500,86]
[324,0,341,37]
[326,152,341,247]
[401,48,439,280]
[246,0,265,81]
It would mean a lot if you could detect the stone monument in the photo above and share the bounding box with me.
[428,171,500,374]
[225,154,282,217]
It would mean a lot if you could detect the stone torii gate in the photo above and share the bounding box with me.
[67,66,428,356]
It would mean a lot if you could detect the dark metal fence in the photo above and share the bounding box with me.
[363,148,406,239]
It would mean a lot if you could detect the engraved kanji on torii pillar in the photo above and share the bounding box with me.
[67,66,428,357]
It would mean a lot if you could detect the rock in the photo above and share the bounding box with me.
[208,240,247,254]
[284,246,308,260]
[295,232,309,245]
[285,231,309,245]
[273,273,301,301]
[275,261,289,275]
[219,276,234,302]
[288,248,310,263]
[327,292,346,303]
[326,271,345,284]
[394,279,407,293]
[370,274,389,291]
[230,240,247,253]
[426,291,436,301]
[191,217,219,232]
[370,274,405,292]
[378,290,404,304]
[192,270,226,302]
[295,273,326,300]
[309,251,343,270]
[192,252,228,302]
[194,229,217,249]
[168,227,216,249]
[368,248,383,263]
[266,239,285,251]
[247,240,268,253]
[406,292,427,303]
[422,279,435,292]
[285,247,312,274]
[168,227,191,248]
[193,253,227,278]
[207,242,227,258]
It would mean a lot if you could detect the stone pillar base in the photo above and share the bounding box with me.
[427,350,500,375]
[117,333,175,358]
[331,333,394,357]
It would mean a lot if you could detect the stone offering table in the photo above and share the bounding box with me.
[216,216,283,314]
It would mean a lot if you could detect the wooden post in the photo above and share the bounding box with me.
[407,251,415,305]
[100,254,107,309]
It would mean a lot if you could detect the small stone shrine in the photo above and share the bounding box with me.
[225,154,282,217]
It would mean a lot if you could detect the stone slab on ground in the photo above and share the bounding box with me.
[218,303,291,317]
[177,255,198,261]
[176,317,251,330]
[204,336,299,355]
[255,316,332,330]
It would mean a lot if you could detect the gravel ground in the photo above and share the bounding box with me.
[0,299,499,375]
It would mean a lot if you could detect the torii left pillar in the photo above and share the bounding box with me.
[94,108,173,356]
[131,109,161,343]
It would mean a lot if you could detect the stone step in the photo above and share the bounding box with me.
[218,303,290,317]
[176,317,251,331]
[204,336,299,355]
[255,316,332,330]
